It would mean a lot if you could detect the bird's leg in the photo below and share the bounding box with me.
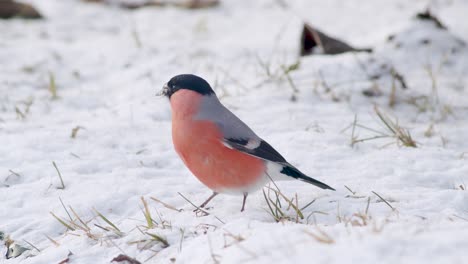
[240,192,248,212]
[199,191,219,209]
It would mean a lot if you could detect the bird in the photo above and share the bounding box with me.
[160,74,334,212]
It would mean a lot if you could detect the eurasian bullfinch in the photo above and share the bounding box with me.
[161,74,334,212]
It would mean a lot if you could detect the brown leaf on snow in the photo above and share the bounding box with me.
[58,251,74,264]
[111,254,142,264]
[0,0,42,19]
[300,23,372,56]
[416,9,446,30]
[82,0,219,10]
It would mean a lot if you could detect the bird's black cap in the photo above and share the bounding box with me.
[162,74,215,98]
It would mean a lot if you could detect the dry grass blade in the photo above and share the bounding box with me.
[262,188,286,222]
[207,235,221,264]
[145,232,169,248]
[305,229,334,244]
[94,224,110,232]
[141,197,154,229]
[69,206,90,231]
[300,199,316,211]
[281,63,300,101]
[49,72,58,99]
[346,106,417,148]
[70,126,83,139]
[52,161,65,189]
[150,196,182,212]
[45,235,60,247]
[23,240,41,252]
[365,197,371,215]
[262,188,279,220]
[262,187,307,222]
[453,214,468,222]
[15,106,26,119]
[94,209,121,234]
[265,186,304,219]
[374,106,417,148]
[350,114,358,147]
[50,212,75,231]
[59,197,73,222]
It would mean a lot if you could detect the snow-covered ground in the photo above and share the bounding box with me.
[1,0,468,263]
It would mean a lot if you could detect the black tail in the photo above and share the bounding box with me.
[280,165,335,191]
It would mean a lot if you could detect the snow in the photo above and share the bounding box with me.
[1,0,468,263]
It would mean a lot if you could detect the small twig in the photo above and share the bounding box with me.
[177,192,225,224]
[8,169,21,177]
[453,214,468,222]
[179,228,185,252]
[70,153,81,159]
[300,199,316,211]
[177,192,209,215]
[350,114,358,147]
[344,185,356,195]
[365,197,371,215]
[372,191,395,211]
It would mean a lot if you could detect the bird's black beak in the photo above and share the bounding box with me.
[158,83,169,97]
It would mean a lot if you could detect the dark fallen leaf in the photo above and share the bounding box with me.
[391,68,408,89]
[362,88,382,97]
[416,9,446,29]
[0,0,42,19]
[300,23,372,56]
[175,0,219,9]
[82,0,219,10]
[111,254,141,264]
[58,251,73,264]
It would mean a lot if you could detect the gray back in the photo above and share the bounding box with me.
[194,95,259,141]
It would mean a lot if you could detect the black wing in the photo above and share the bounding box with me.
[223,138,287,163]
[224,137,335,191]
